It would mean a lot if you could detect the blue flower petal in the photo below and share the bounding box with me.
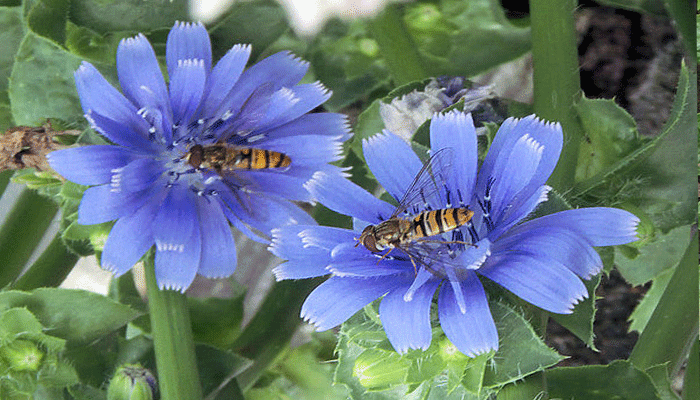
[488,185,550,239]
[363,132,422,202]
[429,110,478,204]
[202,44,251,116]
[111,158,165,193]
[380,278,440,353]
[214,51,308,125]
[196,197,237,278]
[169,58,206,128]
[494,226,603,278]
[78,184,161,225]
[476,116,562,219]
[47,146,137,186]
[509,208,639,246]
[264,134,344,167]
[243,170,313,202]
[153,187,201,291]
[438,271,498,356]
[166,21,212,78]
[74,63,154,150]
[301,276,400,331]
[270,225,341,279]
[478,254,588,314]
[304,171,395,224]
[117,34,171,118]
[101,197,160,276]
[259,82,332,130]
[261,112,350,142]
[328,242,412,277]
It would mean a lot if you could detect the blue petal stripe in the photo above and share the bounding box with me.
[380,278,440,353]
[304,171,395,224]
[429,111,478,204]
[263,134,344,166]
[153,187,201,291]
[166,21,212,78]
[116,34,171,121]
[508,207,639,246]
[438,271,498,356]
[363,132,423,203]
[301,276,401,331]
[169,58,206,128]
[101,196,160,276]
[47,146,137,186]
[478,254,588,314]
[196,197,237,278]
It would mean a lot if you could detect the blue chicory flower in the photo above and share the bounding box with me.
[48,22,349,291]
[270,110,639,356]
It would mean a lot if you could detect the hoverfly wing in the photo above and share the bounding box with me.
[219,82,276,144]
[391,147,454,218]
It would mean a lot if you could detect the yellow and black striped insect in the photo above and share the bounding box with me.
[186,143,291,173]
[357,148,474,274]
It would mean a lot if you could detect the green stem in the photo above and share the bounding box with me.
[0,170,12,195]
[530,0,583,190]
[144,252,203,400]
[369,4,426,85]
[11,232,78,290]
[0,188,58,287]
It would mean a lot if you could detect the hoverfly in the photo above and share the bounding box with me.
[185,143,291,174]
[356,148,474,274]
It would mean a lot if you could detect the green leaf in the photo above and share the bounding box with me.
[0,188,58,287]
[0,6,24,131]
[550,275,600,349]
[189,294,245,349]
[308,18,390,110]
[209,0,290,62]
[68,0,188,35]
[482,302,563,388]
[196,343,251,399]
[629,231,698,374]
[574,96,644,182]
[0,288,142,345]
[628,267,674,333]
[574,62,696,233]
[615,224,693,285]
[545,360,662,400]
[65,22,133,65]
[26,0,70,45]
[403,0,531,77]
[664,0,695,58]
[9,32,84,125]
[645,363,681,400]
[683,339,699,399]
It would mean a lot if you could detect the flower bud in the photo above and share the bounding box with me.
[107,364,157,400]
[0,339,43,371]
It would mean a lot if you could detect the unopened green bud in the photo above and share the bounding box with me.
[0,339,43,371]
[352,349,409,389]
[107,364,157,400]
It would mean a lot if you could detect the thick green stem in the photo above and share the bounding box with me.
[530,0,583,190]
[0,188,58,287]
[12,232,78,290]
[144,253,203,400]
[369,4,426,85]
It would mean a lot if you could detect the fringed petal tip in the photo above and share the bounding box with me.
[158,280,188,293]
[172,20,205,31]
[119,32,148,48]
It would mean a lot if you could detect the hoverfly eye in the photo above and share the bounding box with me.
[363,235,378,252]
[187,144,203,168]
